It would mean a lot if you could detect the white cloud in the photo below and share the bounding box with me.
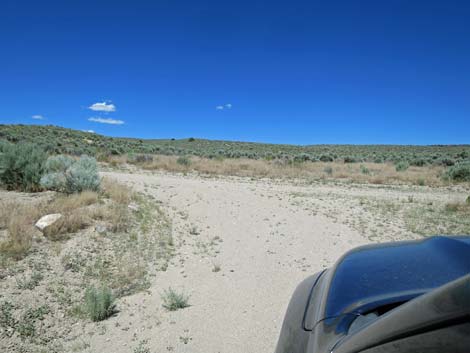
[84,129,95,133]
[88,117,124,125]
[88,102,116,112]
[32,114,45,120]
[216,103,232,111]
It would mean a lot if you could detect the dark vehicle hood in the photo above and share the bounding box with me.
[325,236,470,319]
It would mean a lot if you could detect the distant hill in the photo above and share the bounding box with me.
[0,124,469,165]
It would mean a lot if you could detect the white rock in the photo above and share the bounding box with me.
[35,214,63,232]
[95,224,108,234]
[128,202,139,212]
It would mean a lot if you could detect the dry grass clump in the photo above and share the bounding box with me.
[405,199,470,236]
[101,177,132,205]
[117,154,446,186]
[40,191,99,240]
[44,183,134,238]
[98,177,133,232]
[0,202,42,259]
[104,204,131,233]
[47,191,99,213]
[42,210,91,240]
[444,200,470,213]
[161,287,190,311]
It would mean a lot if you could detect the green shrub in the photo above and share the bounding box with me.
[0,143,47,191]
[84,286,115,322]
[41,155,100,193]
[445,163,470,182]
[319,155,333,162]
[44,154,74,172]
[66,156,100,193]
[395,161,409,172]
[161,287,190,311]
[176,156,191,167]
[360,165,370,175]
[293,153,311,163]
[40,172,67,192]
[373,157,384,164]
[410,158,427,167]
[438,158,455,167]
[0,301,16,336]
[17,305,49,340]
[132,154,153,163]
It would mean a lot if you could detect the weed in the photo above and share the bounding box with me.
[102,177,132,205]
[61,252,87,272]
[84,286,116,322]
[179,335,192,344]
[405,202,470,235]
[176,156,191,167]
[133,339,151,353]
[360,165,370,175]
[17,305,50,340]
[395,161,409,172]
[161,287,190,311]
[324,166,333,176]
[16,270,44,290]
[48,191,99,213]
[416,178,425,186]
[0,301,16,337]
[0,203,40,259]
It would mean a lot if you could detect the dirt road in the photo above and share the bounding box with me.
[91,170,461,353]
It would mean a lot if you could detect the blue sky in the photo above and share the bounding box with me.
[1,0,469,145]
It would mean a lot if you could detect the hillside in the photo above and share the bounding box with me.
[0,124,469,166]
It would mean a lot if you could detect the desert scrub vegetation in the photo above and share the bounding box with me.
[0,301,50,341]
[1,124,469,169]
[356,194,470,238]
[2,124,470,187]
[41,154,101,193]
[0,201,43,260]
[405,200,470,236]
[0,142,47,191]
[444,162,470,182]
[0,180,174,352]
[83,286,116,322]
[161,287,190,311]
[395,161,409,172]
[121,155,450,186]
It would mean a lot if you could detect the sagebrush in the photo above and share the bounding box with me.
[0,143,47,191]
[41,154,101,193]
[84,286,115,321]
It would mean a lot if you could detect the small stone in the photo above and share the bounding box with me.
[128,202,140,212]
[95,224,108,234]
[35,214,63,233]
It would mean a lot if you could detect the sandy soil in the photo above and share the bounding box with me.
[84,170,465,353]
